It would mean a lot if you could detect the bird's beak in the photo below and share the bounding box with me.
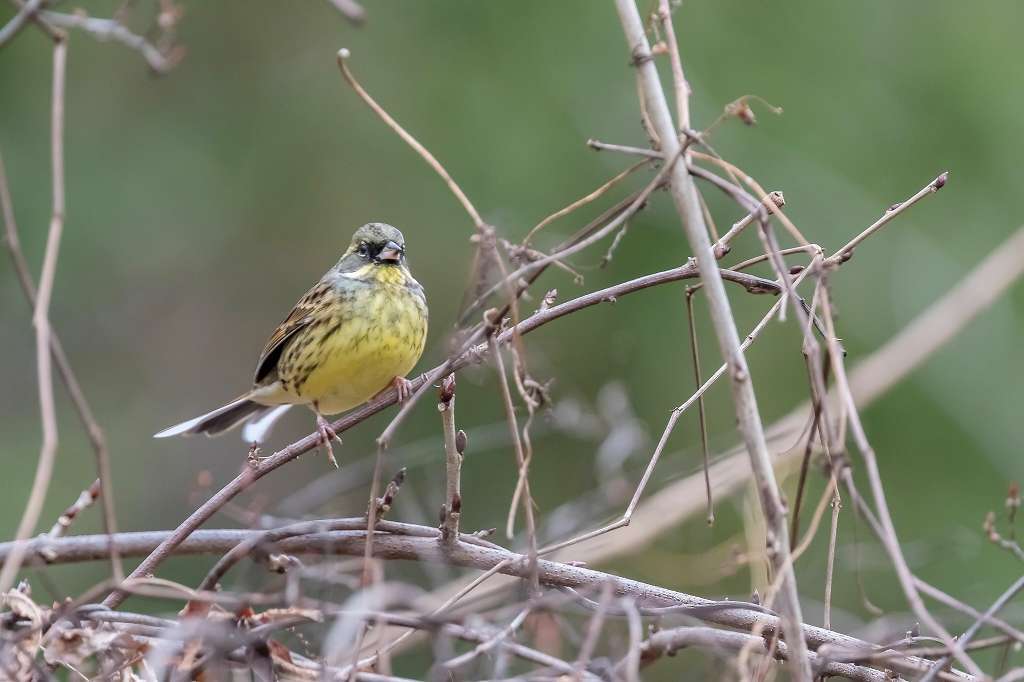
[378,240,403,263]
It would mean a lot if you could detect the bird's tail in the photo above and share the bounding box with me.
[154,396,272,439]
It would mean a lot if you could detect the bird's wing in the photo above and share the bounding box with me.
[253,279,332,385]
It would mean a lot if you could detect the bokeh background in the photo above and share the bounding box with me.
[2,0,1023,676]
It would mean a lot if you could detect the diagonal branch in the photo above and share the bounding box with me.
[612,2,811,677]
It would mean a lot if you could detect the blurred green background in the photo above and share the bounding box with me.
[2,0,1023,676]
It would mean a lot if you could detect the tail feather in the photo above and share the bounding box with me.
[154,397,270,439]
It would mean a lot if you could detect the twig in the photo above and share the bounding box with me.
[586,138,663,159]
[817,270,983,678]
[523,158,651,245]
[442,606,531,671]
[684,289,714,525]
[537,266,804,558]
[0,38,66,594]
[656,0,690,131]
[46,478,100,539]
[336,48,484,230]
[826,171,948,265]
[622,598,642,682]
[919,574,1024,682]
[458,155,680,325]
[574,579,613,675]
[690,150,810,247]
[0,0,46,47]
[712,190,785,258]
[613,4,811,678]
[621,626,889,681]
[38,10,179,73]
[491,334,539,592]
[0,152,123,582]
[439,375,462,542]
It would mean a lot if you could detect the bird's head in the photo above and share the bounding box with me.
[337,223,410,280]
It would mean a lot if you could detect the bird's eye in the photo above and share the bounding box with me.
[357,242,369,257]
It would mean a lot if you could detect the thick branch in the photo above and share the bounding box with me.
[8,527,968,680]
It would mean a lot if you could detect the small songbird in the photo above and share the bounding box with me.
[154,223,428,467]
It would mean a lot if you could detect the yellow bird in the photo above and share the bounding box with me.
[155,223,428,466]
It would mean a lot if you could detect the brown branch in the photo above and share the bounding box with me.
[622,625,888,681]
[336,48,484,230]
[0,0,48,47]
[6,527,970,680]
[826,171,948,265]
[0,38,66,593]
[438,375,462,542]
[613,4,811,676]
[38,9,180,73]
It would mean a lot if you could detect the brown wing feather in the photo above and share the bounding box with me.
[253,280,332,385]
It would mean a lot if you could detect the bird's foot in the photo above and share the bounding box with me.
[315,414,342,469]
[392,375,414,402]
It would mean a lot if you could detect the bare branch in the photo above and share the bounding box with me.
[0,38,66,593]
[336,48,484,230]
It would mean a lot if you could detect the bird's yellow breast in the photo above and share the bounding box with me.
[275,270,427,415]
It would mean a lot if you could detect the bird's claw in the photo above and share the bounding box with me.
[392,375,414,402]
[315,414,341,469]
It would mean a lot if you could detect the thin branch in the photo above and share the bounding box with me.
[684,289,713,525]
[336,48,484,229]
[712,190,785,258]
[919,574,1024,682]
[0,39,66,593]
[439,375,462,542]
[656,0,690,131]
[491,334,539,590]
[586,138,663,159]
[38,9,179,73]
[522,158,651,245]
[621,626,889,682]
[817,270,983,678]
[0,152,122,582]
[0,0,47,47]
[826,171,948,265]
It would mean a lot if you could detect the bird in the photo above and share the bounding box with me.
[154,222,428,467]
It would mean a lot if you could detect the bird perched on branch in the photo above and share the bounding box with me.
[154,223,428,467]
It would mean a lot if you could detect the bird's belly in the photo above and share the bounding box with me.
[283,292,426,415]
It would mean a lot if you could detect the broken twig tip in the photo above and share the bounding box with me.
[933,171,949,190]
